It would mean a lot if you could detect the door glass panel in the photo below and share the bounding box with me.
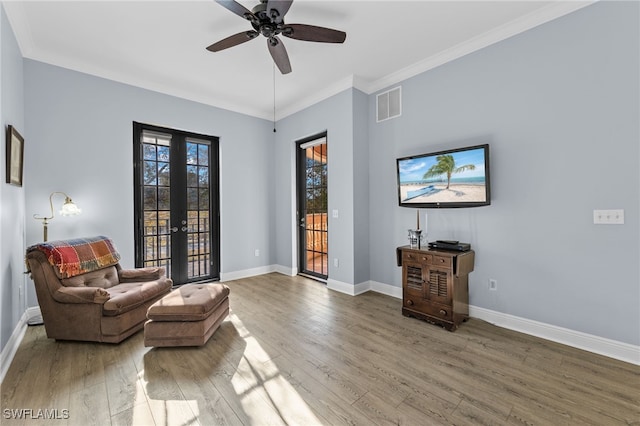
[186,139,211,281]
[141,131,172,278]
[158,162,170,186]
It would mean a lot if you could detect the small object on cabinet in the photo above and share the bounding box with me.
[407,229,423,248]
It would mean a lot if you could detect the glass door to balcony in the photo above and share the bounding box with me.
[297,133,328,280]
[133,122,220,285]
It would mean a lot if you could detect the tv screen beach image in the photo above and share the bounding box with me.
[398,147,487,204]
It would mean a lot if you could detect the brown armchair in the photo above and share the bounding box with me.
[26,236,172,343]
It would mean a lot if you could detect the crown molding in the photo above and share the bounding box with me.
[279,1,596,118]
[276,75,356,120]
[2,2,35,57]
[360,1,596,95]
[4,1,597,121]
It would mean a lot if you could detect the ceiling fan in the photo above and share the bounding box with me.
[207,0,346,74]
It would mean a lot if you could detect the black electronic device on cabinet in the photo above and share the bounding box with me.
[428,240,471,252]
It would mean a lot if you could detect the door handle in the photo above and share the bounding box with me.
[181,226,188,232]
[170,227,179,233]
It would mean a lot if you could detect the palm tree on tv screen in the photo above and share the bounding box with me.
[423,154,475,189]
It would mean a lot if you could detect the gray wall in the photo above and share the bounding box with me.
[23,60,275,307]
[353,89,370,285]
[368,2,639,345]
[0,5,25,350]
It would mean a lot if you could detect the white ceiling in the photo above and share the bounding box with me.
[4,0,593,120]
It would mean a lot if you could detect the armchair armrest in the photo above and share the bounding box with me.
[53,286,110,304]
[118,267,164,283]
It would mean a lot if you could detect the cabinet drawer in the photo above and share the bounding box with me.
[403,299,453,322]
[403,295,426,311]
[403,298,452,320]
[432,255,452,268]
[403,251,432,263]
[422,302,453,321]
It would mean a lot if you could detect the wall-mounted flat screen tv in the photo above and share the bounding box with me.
[396,144,490,208]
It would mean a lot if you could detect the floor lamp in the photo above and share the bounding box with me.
[33,191,82,242]
[29,192,81,325]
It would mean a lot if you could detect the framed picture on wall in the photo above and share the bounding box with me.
[6,125,24,187]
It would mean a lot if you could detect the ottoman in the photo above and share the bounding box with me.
[144,283,230,347]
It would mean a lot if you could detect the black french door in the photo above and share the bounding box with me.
[133,122,220,285]
[297,132,328,279]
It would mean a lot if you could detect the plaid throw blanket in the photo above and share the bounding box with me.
[27,236,121,278]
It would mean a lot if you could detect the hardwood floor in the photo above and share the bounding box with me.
[2,273,639,425]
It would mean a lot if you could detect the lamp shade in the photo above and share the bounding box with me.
[59,197,82,216]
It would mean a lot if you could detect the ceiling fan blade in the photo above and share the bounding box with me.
[206,30,259,52]
[282,24,346,43]
[267,37,292,74]
[266,0,293,22]
[215,0,255,21]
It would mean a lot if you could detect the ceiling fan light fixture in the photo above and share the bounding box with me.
[209,0,346,74]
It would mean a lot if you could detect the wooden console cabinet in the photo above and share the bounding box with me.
[397,246,475,331]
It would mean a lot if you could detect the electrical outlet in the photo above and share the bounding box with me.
[333,258,339,268]
[254,249,260,257]
[488,279,497,291]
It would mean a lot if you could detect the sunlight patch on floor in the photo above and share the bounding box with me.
[136,369,199,425]
[131,313,322,425]
[230,313,323,425]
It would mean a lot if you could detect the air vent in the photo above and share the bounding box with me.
[376,86,402,122]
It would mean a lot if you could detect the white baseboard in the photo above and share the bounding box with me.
[326,279,403,299]
[326,278,354,295]
[369,280,403,299]
[326,278,370,296]
[220,265,278,282]
[0,310,29,384]
[274,264,296,276]
[327,279,403,298]
[25,306,42,324]
[220,264,298,282]
[469,305,639,366]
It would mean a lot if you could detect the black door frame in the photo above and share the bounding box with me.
[133,121,220,284]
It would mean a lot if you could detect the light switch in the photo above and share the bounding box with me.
[593,209,624,224]
[332,209,339,218]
